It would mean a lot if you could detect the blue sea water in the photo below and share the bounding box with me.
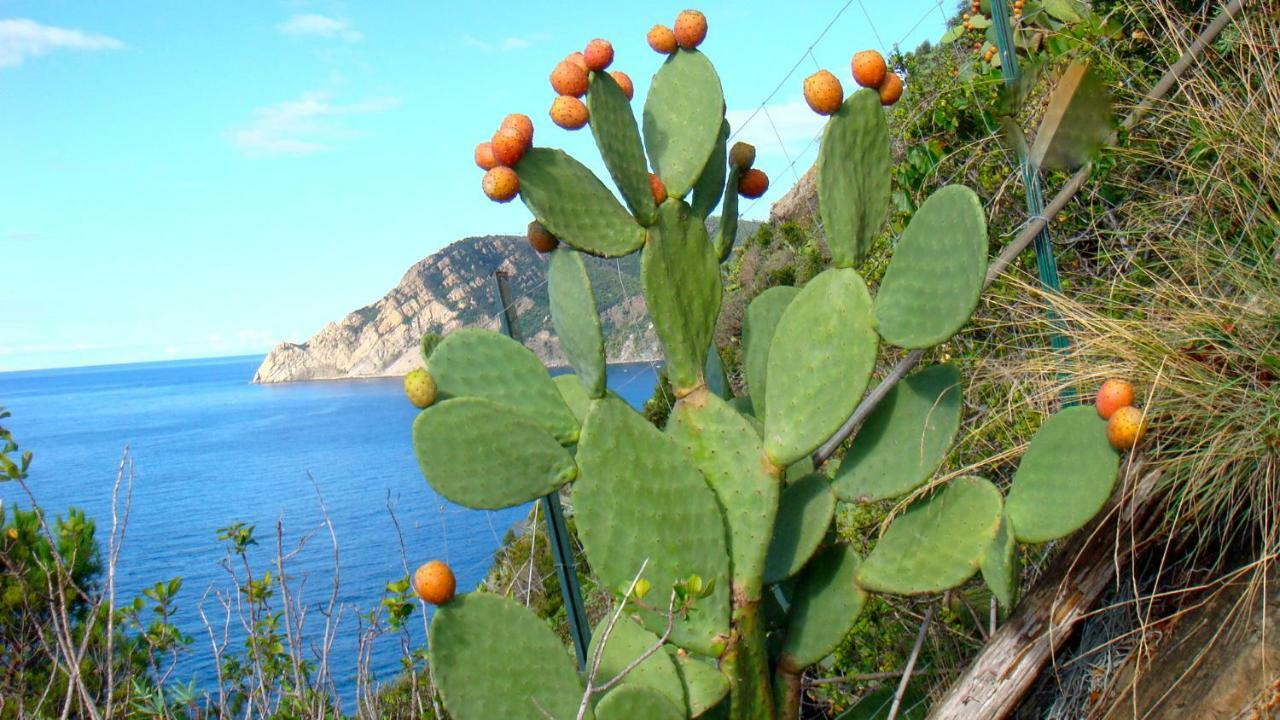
[0,355,657,703]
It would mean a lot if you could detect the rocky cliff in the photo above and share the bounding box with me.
[252,235,659,383]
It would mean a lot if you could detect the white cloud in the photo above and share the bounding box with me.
[277,14,362,42]
[227,90,400,156]
[0,18,124,68]
[726,99,826,163]
[462,34,542,52]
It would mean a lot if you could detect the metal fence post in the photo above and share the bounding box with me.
[492,270,593,668]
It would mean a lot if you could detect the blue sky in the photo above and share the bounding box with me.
[0,1,947,372]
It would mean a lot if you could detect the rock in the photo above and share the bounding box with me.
[769,164,818,225]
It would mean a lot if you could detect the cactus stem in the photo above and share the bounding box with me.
[772,666,802,720]
[759,451,784,482]
[674,381,711,402]
[721,601,773,720]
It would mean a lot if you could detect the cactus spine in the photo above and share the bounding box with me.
[411,14,1122,718]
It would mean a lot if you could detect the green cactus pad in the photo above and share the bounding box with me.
[548,249,607,398]
[597,686,684,720]
[669,649,730,717]
[642,200,723,393]
[587,613,684,710]
[981,511,1018,610]
[857,476,1004,595]
[712,167,739,263]
[841,685,928,719]
[574,397,731,655]
[517,147,645,257]
[553,374,591,426]
[412,398,577,509]
[588,71,658,225]
[764,268,879,467]
[873,185,988,349]
[727,395,755,419]
[764,474,836,584]
[429,593,586,720]
[832,364,963,503]
[704,344,731,400]
[742,285,799,418]
[429,328,579,444]
[643,49,726,198]
[1005,406,1120,543]
[667,392,780,601]
[779,544,867,671]
[691,120,729,220]
[785,455,816,484]
[817,88,891,268]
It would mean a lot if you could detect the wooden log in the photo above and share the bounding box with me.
[927,463,1162,719]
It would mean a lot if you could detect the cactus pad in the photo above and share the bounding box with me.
[587,613,684,710]
[874,185,987,349]
[554,374,591,425]
[597,686,684,720]
[574,397,731,655]
[669,649,731,717]
[667,391,780,600]
[549,249,607,398]
[642,200,723,393]
[704,344,731,400]
[764,268,879,467]
[817,89,890,268]
[429,593,586,720]
[429,328,579,444]
[517,147,645,257]
[832,364,963,503]
[691,120,729,219]
[412,398,577,509]
[643,50,726,198]
[857,476,1004,595]
[742,285,799,418]
[588,71,658,225]
[779,544,867,671]
[981,511,1018,610]
[764,474,836,584]
[713,166,740,263]
[1005,406,1120,543]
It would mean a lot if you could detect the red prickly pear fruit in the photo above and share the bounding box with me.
[647,24,677,54]
[413,560,457,605]
[490,126,527,167]
[1095,379,1135,420]
[482,166,520,202]
[550,61,589,98]
[674,10,707,49]
[851,49,887,88]
[474,142,498,170]
[550,95,589,130]
[803,69,844,115]
[649,173,667,204]
[500,113,534,150]
[878,72,904,106]
[583,39,614,71]
[403,368,437,409]
[738,168,769,199]
[565,51,588,72]
[728,142,756,171]
[1106,406,1146,451]
[611,71,634,100]
[527,221,559,253]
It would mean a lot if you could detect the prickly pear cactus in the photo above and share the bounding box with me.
[409,13,1123,719]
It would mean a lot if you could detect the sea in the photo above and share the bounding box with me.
[0,354,658,704]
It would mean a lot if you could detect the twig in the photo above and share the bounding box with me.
[806,668,938,686]
[887,603,936,720]
[575,559,651,720]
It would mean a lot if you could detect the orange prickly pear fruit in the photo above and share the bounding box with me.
[550,61,589,98]
[474,142,498,170]
[649,173,667,204]
[527,220,559,253]
[878,72,904,106]
[1107,406,1146,451]
[500,113,534,149]
[803,69,844,115]
[647,24,677,54]
[550,95,590,130]
[851,49,887,88]
[490,126,527,167]
[1095,379,1135,420]
[729,141,756,171]
[565,51,589,72]
[413,560,457,605]
[583,38,614,71]
[403,368,437,409]
[673,9,707,49]
[738,168,769,199]
[610,70,634,100]
[482,166,520,202]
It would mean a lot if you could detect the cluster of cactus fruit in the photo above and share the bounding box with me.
[408,10,1125,719]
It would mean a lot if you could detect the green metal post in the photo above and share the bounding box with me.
[492,270,593,669]
[990,0,1075,402]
